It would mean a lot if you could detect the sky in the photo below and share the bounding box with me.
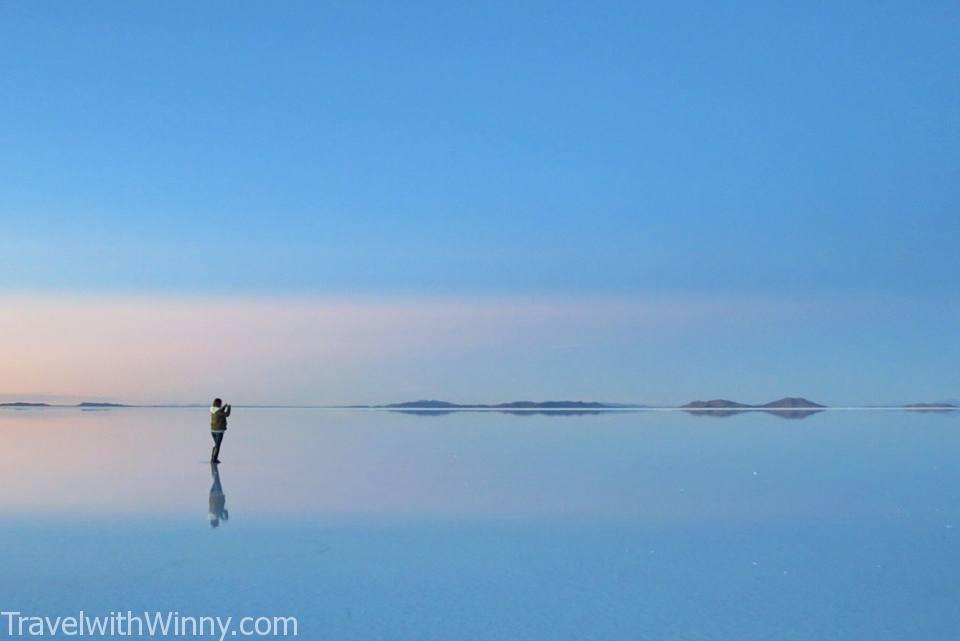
[1,1,958,404]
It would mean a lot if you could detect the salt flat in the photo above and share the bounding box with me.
[0,408,957,640]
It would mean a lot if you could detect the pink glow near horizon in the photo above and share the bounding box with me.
[0,294,808,405]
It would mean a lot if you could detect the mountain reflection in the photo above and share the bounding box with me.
[682,409,823,420]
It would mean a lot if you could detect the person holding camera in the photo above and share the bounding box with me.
[209,397,231,463]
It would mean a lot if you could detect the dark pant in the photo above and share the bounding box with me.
[211,431,225,462]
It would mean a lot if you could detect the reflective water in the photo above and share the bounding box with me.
[0,408,957,640]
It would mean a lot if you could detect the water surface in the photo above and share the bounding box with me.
[1,408,957,640]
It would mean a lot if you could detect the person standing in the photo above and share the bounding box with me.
[210,397,231,463]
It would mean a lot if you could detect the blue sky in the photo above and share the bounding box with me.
[1,2,958,403]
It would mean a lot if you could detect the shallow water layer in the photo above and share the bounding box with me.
[0,408,957,640]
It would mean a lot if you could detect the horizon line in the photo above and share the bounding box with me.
[1,404,955,412]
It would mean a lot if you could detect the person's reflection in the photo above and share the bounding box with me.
[208,463,229,528]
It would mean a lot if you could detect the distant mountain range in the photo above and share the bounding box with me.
[0,401,128,408]
[0,398,955,417]
[381,400,626,410]
[380,397,831,411]
[373,397,957,420]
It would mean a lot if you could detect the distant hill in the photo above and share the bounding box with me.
[903,402,956,412]
[1,401,129,408]
[76,402,128,407]
[904,402,955,408]
[683,397,823,410]
[385,400,463,409]
[681,399,751,409]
